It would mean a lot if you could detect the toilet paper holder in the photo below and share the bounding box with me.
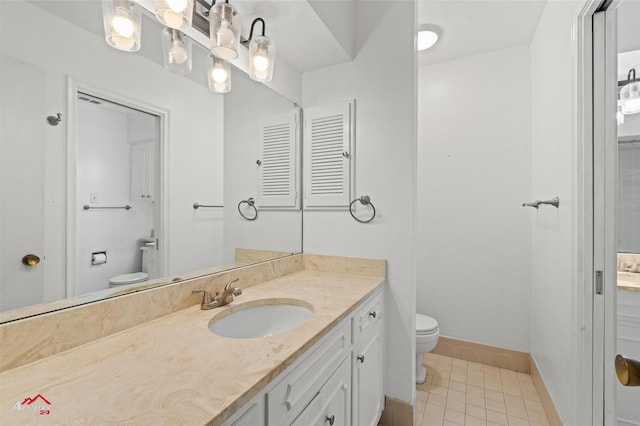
[91,251,107,265]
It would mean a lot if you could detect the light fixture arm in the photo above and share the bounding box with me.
[242,18,266,46]
[628,68,637,84]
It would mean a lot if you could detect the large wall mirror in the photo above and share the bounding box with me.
[0,0,302,322]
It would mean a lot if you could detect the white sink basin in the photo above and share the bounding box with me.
[208,300,313,339]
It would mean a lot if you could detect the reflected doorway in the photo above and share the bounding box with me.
[73,93,161,296]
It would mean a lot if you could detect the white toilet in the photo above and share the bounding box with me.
[108,242,155,288]
[416,313,440,384]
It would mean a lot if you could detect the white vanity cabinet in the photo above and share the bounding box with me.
[221,286,385,426]
[351,291,384,426]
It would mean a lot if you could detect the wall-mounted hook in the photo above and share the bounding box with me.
[46,113,62,126]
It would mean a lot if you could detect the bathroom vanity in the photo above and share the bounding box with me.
[0,254,386,426]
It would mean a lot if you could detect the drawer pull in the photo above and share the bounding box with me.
[325,414,335,425]
[369,311,376,318]
[357,355,365,363]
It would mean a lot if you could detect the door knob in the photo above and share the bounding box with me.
[615,354,640,386]
[21,254,40,266]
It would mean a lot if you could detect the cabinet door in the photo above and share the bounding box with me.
[352,327,383,426]
[291,356,350,426]
[229,399,264,426]
[130,141,154,201]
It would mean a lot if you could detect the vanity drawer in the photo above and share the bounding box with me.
[267,320,350,425]
[352,288,383,344]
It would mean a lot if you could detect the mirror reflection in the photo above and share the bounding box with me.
[0,0,302,322]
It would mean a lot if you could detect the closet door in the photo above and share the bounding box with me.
[256,110,300,209]
[303,100,354,209]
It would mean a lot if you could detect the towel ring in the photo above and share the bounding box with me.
[349,195,376,223]
[237,198,257,221]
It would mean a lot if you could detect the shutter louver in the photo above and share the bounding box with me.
[304,101,354,208]
[256,111,300,208]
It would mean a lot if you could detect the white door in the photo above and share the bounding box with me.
[0,55,46,311]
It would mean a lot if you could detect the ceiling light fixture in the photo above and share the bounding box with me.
[154,0,194,30]
[102,0,141,52]
[209,0,241,60]
[242,18,275,83]
[620,68,640,115]
[416,25,441,51]
[161,28,192,75]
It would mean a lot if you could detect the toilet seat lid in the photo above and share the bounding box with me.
[109,272,148,285]
[416,314,438,334]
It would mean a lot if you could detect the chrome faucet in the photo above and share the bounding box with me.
[192,278,242,310]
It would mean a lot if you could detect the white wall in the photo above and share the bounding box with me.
[223,72,302,264]
[417,45,532,352]
[0,0,224,296]
[529,1,589,423]
[302,1,416,404]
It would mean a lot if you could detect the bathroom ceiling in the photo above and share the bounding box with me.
[417,0,547,66]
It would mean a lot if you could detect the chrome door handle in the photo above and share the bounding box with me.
[616,354,640,386]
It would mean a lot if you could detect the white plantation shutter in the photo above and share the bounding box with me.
[303,100,354,208]
[256,110,300,208]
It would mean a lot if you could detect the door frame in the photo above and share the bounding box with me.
[577,1,620,425]
[66,77,170,297]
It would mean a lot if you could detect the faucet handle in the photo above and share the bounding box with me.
[192,289,213,305]
[224,278,240,291]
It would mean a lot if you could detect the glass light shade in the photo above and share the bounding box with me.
[154,0,193,30]
[161,28,192,75]
[620,81,640,115]
[208,55,231,93]
[102,0,141,52]
[249,36,275,82]
[209,2,241,60]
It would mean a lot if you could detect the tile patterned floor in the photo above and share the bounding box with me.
[415,353,550,426]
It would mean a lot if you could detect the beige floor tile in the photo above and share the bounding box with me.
[450,373,467,384]
[468,361,484,371]
[430,385,449,397]
[447,389,466,403]
[449,380,466,393]
[445,398,465,414]
[468,376,485,387]
[522,390,540,402]
[507,416,531,426]
[520,381,537,392]
[504,395,528,420]
[486,409,508,425]
[423,403,445,426]
[485,399,506,414]
[502,385,522,397]
[484,380,503,392]
[484,365,500,374]
[466,415,487,426]
[485,390,504,402]
[443,422,460,426]
[438,356,454,365]
[428,392,447,408]
[451,366,466,376]
[517,372,534,384]
[417,390,429,401]
[467,394,486,408]
[444,409,465,425]
[466,384,484,397]
[452,358,468,368]
[466,404,486,420]
[487,422,505,426]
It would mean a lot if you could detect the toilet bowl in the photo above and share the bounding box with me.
[108,242,155,288]
[416,313,440,384]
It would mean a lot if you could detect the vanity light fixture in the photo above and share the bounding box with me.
[620,68,640,115]
[154,0,194,30]
[617,102,625,125]
[161,28,192,74]
[209,0,242,60]
[242,18,275,83]
[208,54,231,93]
[102,0,141,52]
